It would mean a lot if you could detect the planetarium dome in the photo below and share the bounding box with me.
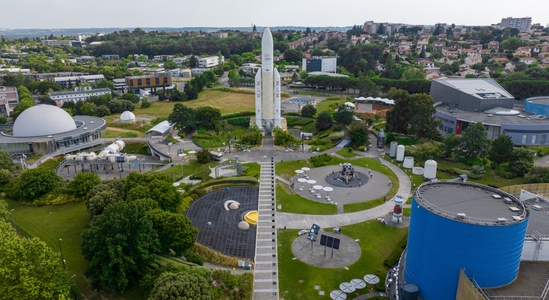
[13,105,77,137]
[120,111,136,121]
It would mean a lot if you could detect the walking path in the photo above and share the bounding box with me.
[276,156,411,229]
[253,159,280,300]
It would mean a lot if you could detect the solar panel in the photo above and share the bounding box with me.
[333,238,340,250]
[326,236,334,248]
[320,234,327,246]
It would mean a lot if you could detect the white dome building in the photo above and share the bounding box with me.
[0,105,106,156]
[13,105,77,137]
[119,111,136,122]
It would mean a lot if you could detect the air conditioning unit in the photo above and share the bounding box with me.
[456,213,466,219]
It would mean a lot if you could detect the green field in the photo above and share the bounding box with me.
[278,220,408,299]
[193,127,248,148]
[276,184,338,215]
[315,97,349,114]
[336,148,361,158]
[6,200,93,298]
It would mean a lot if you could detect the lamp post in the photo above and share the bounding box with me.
[301,133,305,153]
[228,131,232,154]
[58,238,66,270]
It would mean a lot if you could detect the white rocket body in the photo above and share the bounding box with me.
[255,27,281,131]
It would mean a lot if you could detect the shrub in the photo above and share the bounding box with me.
[192,134,213,140]
[226,117,250,127]
[310,154,332,167]
[183,251,204,265]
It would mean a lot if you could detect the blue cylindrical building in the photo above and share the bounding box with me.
[404,182,529,300]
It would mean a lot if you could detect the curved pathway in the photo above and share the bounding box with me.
[276,156,411,229]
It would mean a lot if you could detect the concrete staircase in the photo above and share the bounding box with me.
[253,158,279,300]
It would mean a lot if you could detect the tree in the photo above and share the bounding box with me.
[459,122,491,159]
[509,148,534,164]
[488,134,514,164]
[189,55,197,68]
[273,127,298,147]
[240,124,263,146]
[168,103,196,133]
[334,104,354,126]
[124,173,183,213]
[149,272,213,300]
[85,179,125,216]
[141,97,152,108]
[80,102,96,116]
[197,148,212,164]
[442,133,461,158]
[412,142,442,162]
[348,121,369,146]
[149,209,198,255]
[69,172,101,198]
[107,99,135,113]
[301,104,317,117]
[407,93,441,139]
[316,111,333,131]
[94,104,111,117]
[195,106,222,130]
[163,59,177,70]
[0,149,13,170]
[120,93,140,104]
[81,201,160,293]
[525,167,549,183]
[11,97,34,120]
[12,168,61,201]
[0,221,71,298]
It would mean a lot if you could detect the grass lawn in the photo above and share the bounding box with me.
[315,97,349,114]
[102,127,144,138]
[278,220,408,299]
[242,162,261,179]
[193,127,248,148]
[276,184,338,215]
[6,200,93,298]
[160,159,216,181]
[336,149,361,158]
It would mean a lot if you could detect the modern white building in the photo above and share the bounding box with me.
[53,74,105,88]
[49,87,111,104]
[302,56,337,73]
[196,56,224,68]
[501,17,532,31]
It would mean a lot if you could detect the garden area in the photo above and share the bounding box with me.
[277,220,407,299]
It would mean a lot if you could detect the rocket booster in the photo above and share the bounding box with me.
[261,27,274,124]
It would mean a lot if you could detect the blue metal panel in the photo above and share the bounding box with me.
[525,100,549,116]
[404,198,528,300]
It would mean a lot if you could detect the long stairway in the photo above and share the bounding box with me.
[253,158,279,300]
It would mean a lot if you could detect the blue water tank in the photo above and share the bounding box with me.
[404,182,529,300]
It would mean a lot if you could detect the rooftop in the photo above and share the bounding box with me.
[414,182,527,226]
[436,106,549,126]
[434,78,514,100]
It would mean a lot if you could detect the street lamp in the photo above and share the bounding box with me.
[58,238,66,270]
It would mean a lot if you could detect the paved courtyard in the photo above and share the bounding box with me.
[290,165,392,206]
[185,187,259,260]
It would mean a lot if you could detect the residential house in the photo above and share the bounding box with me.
[419,59,435,69]
[514,47,531,57]
[458,48,479,56]
[491,57,509,63]
[519,57,537,65]
[464,56,482,66]
[488,41,500,49]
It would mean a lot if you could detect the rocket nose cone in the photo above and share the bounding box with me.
[262,27,273,41]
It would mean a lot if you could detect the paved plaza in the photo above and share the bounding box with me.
[185,187,259,260]
[290,165,392,206]
[292,231,361,268]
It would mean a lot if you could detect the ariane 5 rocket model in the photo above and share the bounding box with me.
[255,27,282,132]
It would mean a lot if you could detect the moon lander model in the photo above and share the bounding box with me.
[336,163,362,185]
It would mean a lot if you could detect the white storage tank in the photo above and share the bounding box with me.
[403,156,414,168]
[389,141,398,158]
[396,145,405,162]
[424,160,438,179]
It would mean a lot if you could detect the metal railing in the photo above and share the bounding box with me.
[414,182,528,225]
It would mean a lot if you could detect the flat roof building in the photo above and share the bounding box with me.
[50,87,111,104]
[302,56,337,73]
[125,74,172,92]
[0,86,19,117]
[431,78,549,145]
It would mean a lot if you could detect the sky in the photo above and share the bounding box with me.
[2,0,548,29]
